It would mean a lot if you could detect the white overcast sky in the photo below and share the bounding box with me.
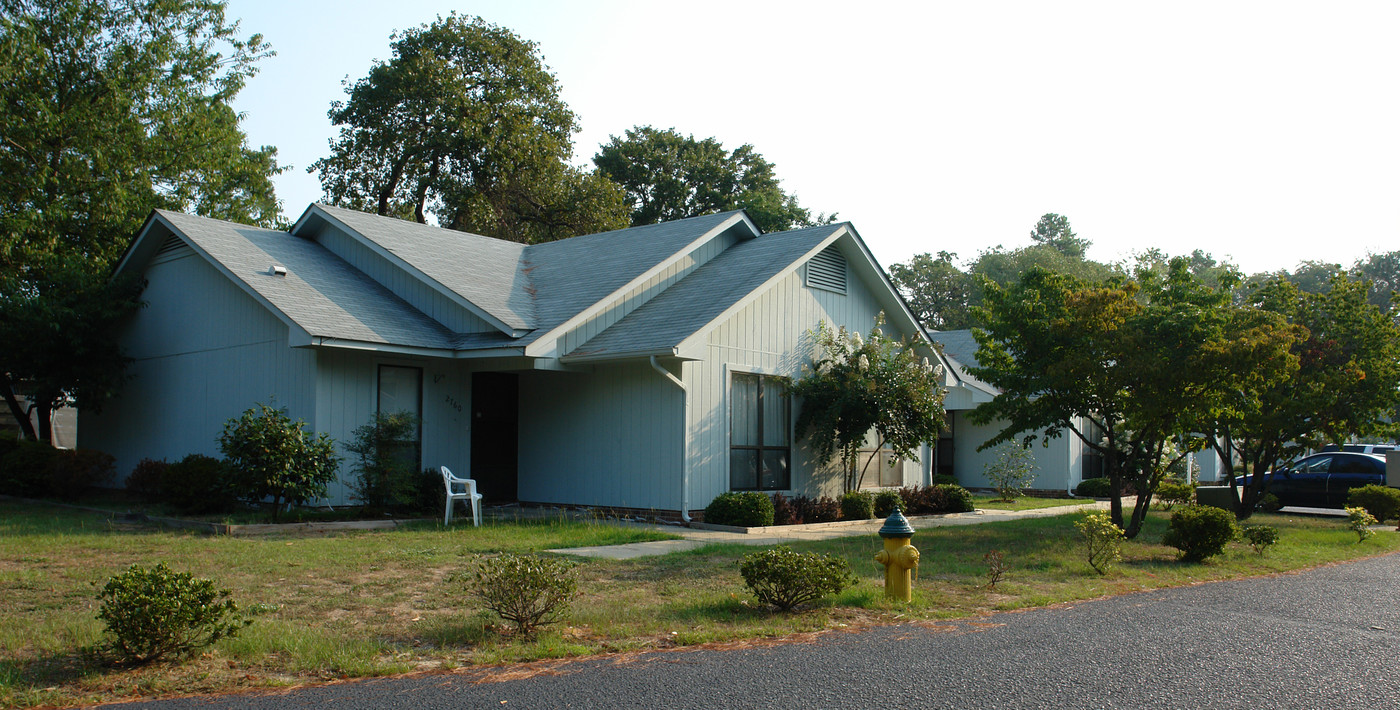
[225,0,1399,276]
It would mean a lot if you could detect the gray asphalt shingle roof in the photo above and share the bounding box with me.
[928,329,998,394]
[565,224,845,359]
[157,210,457,350]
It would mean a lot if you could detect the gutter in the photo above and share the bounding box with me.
[649,355,692,523]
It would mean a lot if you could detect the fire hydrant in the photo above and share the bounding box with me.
[875,507,919,601]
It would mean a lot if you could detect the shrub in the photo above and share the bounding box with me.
[0,439,58,497]
[1162,505,1238,562]
[1075,512,1124,575]
[703,491,775,527]
[897,485,928,515]
[770,492,799,525]
[934,483,975,513]
[96,562,248,664]
[739,546,855,611]
[1240,524,1280,555]
[1075,477,1112,498]
[792,495,840,523]
[1155,479,1194,511]
[839,490,875,520]
[161,454,237,514]
[984,549,1007,588]
[873,489,902,518]
[50,448,115,501]
[1347,506,1378,542]
[930,474,960,487]
[414,467,446,514]
[1347,485,1400,525]
[346,411,423,513]
[1256,492,1283,513]
[126,458,169,498]
[469,553,578,635]
[983,441,1037,501]
[219,402,340,519]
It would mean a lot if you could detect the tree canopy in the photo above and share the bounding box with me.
[309,14,628,243]
[593,126,831,234]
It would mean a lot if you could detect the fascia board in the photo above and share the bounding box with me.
[839,222,934,350]
[294,204,522,336]
[522,212,760,358]
[145,211,316,349]
[558,347,703,365]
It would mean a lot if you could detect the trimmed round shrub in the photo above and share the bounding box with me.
[793,495,840,523]
[1154,479,1194,510]
[1256,492,1283,513]
[126,458,169,499]
[1240,524,1280,555]
[1075,477,1112,498]
[0,440,59,497]
[839,490,875,520]
[161,454,237,514]
[873,489,902,518]
[97,562,248,664]
[932,483,975,513]
[1162,505,1238,562]
[930,474,960,487]
[50,448,115,501]
[770,493,798,525]
[704,491,775,527]
[739,546,856,611]
[1347,484,1400,524]
[469,553,578,635]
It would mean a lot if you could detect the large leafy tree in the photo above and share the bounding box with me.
[1215,274,1400,518]
[310,14,628,243]
[1027,213,1091,259]
[970,261,1288,537]
[888,251,976,331]
[1350,250,1400,312]
[791,317,947,491]
[593,126,831,234]
[0,0,281,442]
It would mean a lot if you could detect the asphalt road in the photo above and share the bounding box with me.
[110,552,1400,709]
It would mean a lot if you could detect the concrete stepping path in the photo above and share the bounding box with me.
[549,500,1114,559]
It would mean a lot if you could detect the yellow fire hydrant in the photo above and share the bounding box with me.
[875,507,919,601]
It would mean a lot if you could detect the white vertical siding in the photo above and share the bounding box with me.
[314,225,496,334]
[689,255,911,509]
[949,410,1078,493]
[81,248,316,485]
[516,362,683,510]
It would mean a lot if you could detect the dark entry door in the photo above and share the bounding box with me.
[470,372,519,502]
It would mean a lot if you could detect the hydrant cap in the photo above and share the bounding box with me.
[878,507,915,538]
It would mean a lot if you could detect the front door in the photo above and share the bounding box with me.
[470,372,518,502]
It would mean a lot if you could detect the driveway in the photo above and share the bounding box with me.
[108,550,1400,709]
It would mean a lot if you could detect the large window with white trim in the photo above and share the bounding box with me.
[729,373,790,491]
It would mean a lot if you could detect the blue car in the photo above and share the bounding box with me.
[1236,452,1389,508]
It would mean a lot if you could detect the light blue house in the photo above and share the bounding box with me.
[82,205,956,519]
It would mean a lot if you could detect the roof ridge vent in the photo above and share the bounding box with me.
[268,264,287,277]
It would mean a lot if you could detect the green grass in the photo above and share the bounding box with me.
[1,499,1395,709]
[972,494,1087,511]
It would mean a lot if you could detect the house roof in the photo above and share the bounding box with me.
[147,210,460,352]
[928,329,999,397]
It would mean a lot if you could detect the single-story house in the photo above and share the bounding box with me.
[81,205,961,518]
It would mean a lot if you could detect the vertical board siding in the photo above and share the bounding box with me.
[689,256,906,509]
[517,363,682,510]
[313,351,470,505]
[316,225,496,334]
[81,250,316,487]
[951,411,1076,493]
[560,231,740,356]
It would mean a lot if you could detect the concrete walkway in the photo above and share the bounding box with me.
[549,500,1114,559]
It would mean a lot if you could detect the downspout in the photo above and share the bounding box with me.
[1068,421,1076,497]
[650,355,692,523]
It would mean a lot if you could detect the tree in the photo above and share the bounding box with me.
[1214,274,1400,519]
[593,126,832,234]
[790,317,947,491]
[1028,213,1091,259]
[888,251,976,331]
[1350,251,1400,312]
[970,260,1281,538]
[310,14,628,243]
[219,403,340,520]
[0,0,282,440]
[0,261,145,443]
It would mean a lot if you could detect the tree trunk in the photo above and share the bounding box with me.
[1,378,37,441]
[35,401,52,444]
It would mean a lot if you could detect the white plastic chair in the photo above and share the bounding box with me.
[441,466,482,527]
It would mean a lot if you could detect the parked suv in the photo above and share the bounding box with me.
[1236,452,1388,508]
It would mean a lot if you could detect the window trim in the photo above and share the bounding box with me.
[728,370,792,492]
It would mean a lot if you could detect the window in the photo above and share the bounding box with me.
[857,432,904,489]
[730,373,790,490]
[378,364,423,468]
[1081,419,1105,480]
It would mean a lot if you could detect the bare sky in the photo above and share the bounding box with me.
[227,0,1400,275]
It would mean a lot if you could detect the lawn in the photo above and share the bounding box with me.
[2,499,1395,709]
[971,494,1085,511]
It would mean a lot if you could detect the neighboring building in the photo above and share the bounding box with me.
[82,205,956,517]
[927,329,1100,495]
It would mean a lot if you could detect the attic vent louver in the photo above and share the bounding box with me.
[268,264,287,277]
[806,245,847,294]
[155,235,186,256]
